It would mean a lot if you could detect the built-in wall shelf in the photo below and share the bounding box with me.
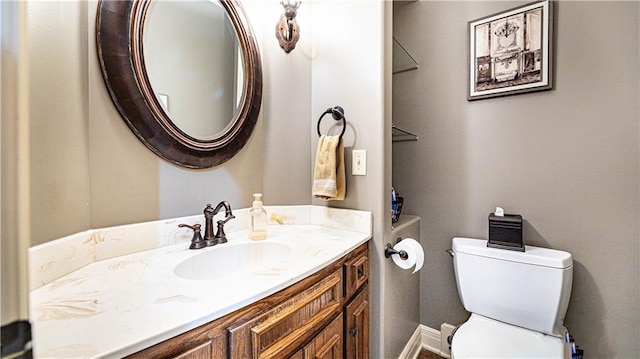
[392,37,418,74]
[392,124,418,142]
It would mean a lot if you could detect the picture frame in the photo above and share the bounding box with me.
[467,0,553,101]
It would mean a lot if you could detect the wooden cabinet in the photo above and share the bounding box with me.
[343,245,369,359]
[128,242,369,359]
[345,288,369,359]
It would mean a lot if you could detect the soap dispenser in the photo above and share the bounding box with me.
[249,193,267,240]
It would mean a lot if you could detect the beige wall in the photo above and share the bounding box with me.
[261,0,312,205]
[28,0,91,246]
[1,0,31,325]
[15,0,392,356]
[26,0,269,246]
[262,1,392,356]
[310,1,388,357]
[393,1,639,358]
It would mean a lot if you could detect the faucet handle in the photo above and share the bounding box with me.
[215,221,229,244]
[178,223,207,250]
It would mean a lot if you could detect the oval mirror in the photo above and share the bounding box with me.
[96,0,262,169]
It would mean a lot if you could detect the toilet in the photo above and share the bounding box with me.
[450,237,573,359]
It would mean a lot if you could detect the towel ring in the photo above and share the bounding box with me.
[317,106,346,139]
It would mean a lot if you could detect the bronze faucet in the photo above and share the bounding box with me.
[179,202,235,249]
[204,202,235,245]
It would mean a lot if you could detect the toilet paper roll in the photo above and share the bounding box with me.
[391,238,424,273]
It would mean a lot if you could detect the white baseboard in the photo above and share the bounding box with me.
[421,325,443,356]
[398,325,423,359]
[399,324,451,359]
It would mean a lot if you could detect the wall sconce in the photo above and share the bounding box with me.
[276,0,301,53]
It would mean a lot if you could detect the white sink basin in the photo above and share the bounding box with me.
[174,241,292,280]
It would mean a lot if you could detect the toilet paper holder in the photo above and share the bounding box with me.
[386,237,424,273]
[384,238,409,260]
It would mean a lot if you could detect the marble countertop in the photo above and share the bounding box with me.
[29,206,371,358]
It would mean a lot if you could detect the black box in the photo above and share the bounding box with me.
[488,213,524,251]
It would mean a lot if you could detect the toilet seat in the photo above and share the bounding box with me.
[451,314,570,359]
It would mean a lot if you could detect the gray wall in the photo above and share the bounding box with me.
[385,216,421,358]
[393,1,639,358]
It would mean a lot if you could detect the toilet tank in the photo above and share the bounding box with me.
[452,237,573,337]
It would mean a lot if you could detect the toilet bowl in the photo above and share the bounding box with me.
[451,314,570,359]
[450,237,573,359]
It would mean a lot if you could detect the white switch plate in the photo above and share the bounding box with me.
[352,150,366,176]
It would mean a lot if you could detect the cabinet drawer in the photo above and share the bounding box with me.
[228,269,343,359]
[344,247,369,300]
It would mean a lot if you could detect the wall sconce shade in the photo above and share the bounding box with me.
[276,1,301,53]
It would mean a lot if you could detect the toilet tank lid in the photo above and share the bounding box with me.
[453,237,572,269]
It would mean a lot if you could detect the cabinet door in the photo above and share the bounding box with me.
[303,314,343,359]
[345,287,369,359]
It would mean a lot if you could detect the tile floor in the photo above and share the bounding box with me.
[417,349,445,359]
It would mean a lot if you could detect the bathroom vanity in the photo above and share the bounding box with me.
[29,206,371,358]
[129,242,368,359]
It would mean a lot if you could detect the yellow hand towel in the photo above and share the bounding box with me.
[312,135,345,201]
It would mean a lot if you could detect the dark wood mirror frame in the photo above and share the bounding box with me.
[96,0,262,169]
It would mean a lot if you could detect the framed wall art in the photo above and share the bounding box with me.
[467,0,553,101]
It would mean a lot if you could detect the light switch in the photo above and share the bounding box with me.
[352,150,366,176]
